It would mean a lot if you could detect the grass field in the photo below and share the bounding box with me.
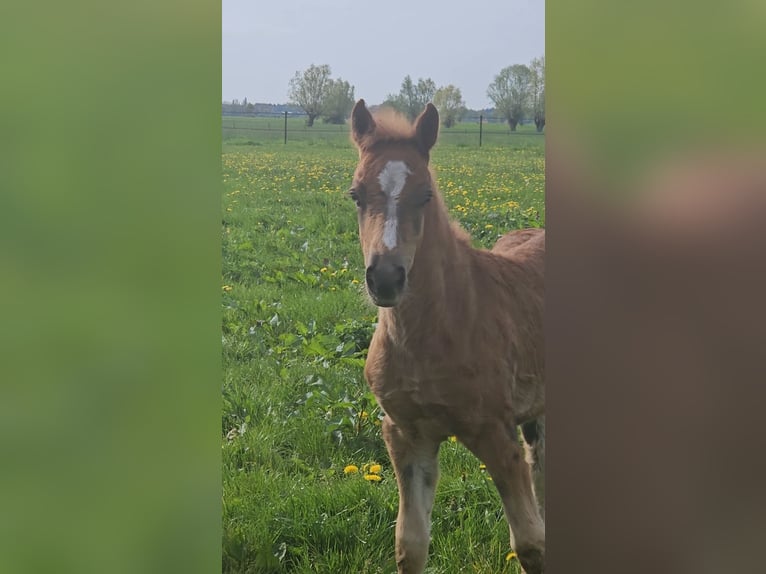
[222,125,544,573]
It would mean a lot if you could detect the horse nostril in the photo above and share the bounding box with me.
[394,265,405,288]
[365,266,375,289]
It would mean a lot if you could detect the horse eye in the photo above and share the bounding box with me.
[420,190,433,206]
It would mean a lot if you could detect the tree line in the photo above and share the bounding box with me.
[489,57,545,132]
[228,59,545,131]
[286,64,355,127]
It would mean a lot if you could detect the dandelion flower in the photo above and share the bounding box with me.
[344,465,359,475]
[364,474,382,482]
[320,267,328,273]
[222,285,233,292]
[479,463,487,470]
[448,436,457,443]
[506,552,517,562]
[368,464,382,474]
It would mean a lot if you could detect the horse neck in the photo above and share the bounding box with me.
[379,190,475,340]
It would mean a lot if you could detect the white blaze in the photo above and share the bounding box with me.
[377,160,411,249]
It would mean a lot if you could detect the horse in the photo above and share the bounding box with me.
[347,99,546,573]
[347,99,545,573]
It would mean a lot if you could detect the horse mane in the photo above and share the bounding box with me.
[450,219,473,246]
[351,105,419,151]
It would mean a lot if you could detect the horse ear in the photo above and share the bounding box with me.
[351,99,375,145]
[414,103,439,154]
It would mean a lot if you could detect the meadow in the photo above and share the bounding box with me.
[222,123,544,573]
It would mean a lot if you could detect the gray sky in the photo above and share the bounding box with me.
[223,0,544,110]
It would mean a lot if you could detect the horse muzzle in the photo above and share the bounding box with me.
[365,256,406,307]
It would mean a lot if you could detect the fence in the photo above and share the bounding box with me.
[222,112,543,147]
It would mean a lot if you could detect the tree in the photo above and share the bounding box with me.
[529,56,545,132]
[487,64,532,131]
[432,85,465,128]
[288,64,332,127]
[385,76,437,121]
[321,78,355,124]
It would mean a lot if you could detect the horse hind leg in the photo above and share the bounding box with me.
[521,416,545,518]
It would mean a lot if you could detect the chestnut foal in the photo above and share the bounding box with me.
[348,99,545,574]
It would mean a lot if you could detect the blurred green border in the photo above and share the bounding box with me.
[1,2,221,572]
[548,0,765,186]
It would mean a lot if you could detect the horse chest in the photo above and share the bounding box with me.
[365,354,483,431]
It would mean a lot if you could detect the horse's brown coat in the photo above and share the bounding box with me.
[349,100,545,574]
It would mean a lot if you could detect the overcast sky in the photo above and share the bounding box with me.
[223,0,544,110]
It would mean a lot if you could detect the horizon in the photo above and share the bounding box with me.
[221,99,505,112]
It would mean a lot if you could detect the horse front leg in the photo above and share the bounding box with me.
[382,416,441,574]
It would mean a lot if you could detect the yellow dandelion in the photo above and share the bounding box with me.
[222,285,233,292]
[364,474,382,482]
[448,436,457,443]
[368,464,382,474]
[351,278,360,284]
[360,411,369,420]
[479,464,486,470]
[484,224,494,230]
[320,267,328,273]
[343,465,359,475]
[506,552,517,562]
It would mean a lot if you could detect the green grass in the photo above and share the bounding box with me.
[222,133,544,573]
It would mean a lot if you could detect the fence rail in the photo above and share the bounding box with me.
[222,113,543,146]
[222,110,513,123]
